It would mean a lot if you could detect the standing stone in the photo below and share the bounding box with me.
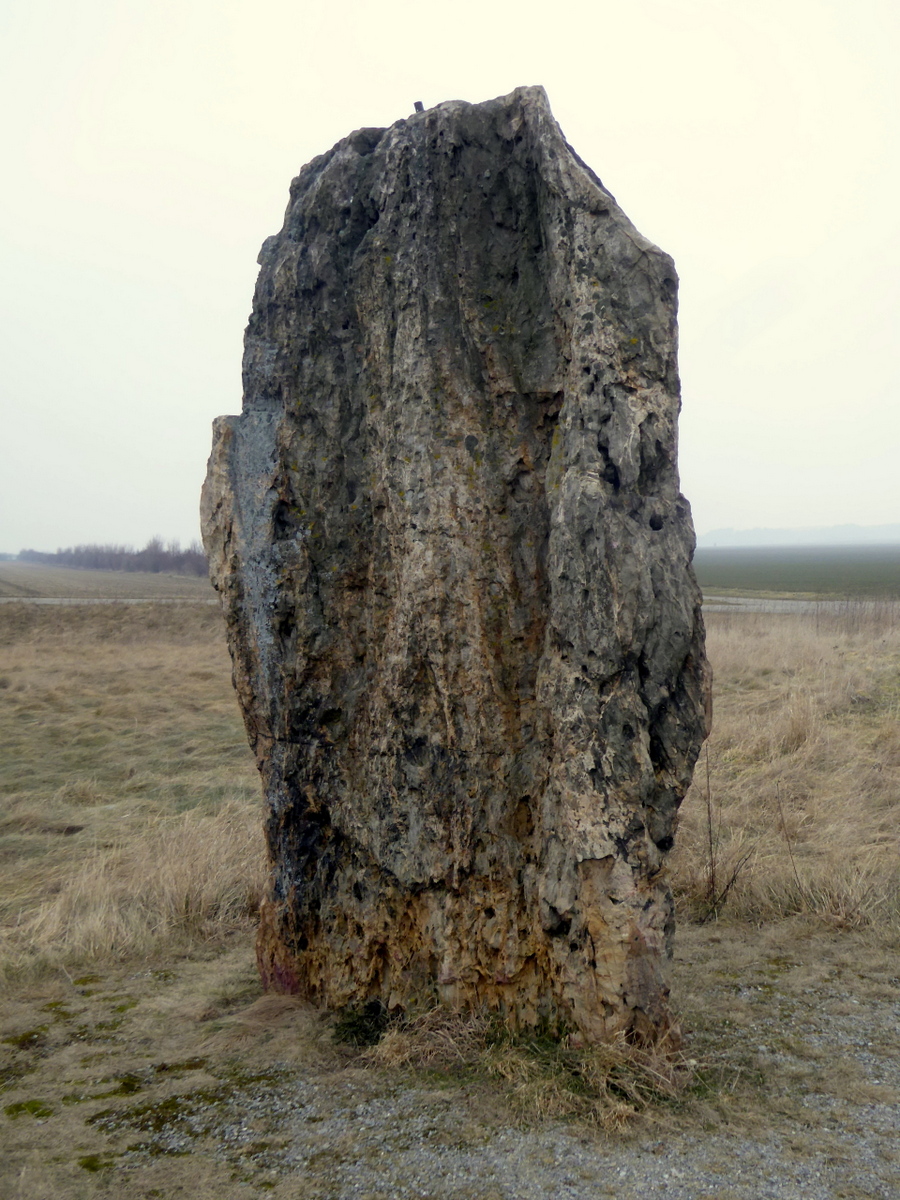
[201,85,710,1044]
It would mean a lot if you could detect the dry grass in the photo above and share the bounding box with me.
[363,1007,494,1069]
[15,800,261,966]
[671,601,900,930]
[0,599,263,981]
[480,1034,685,1130]
[369,1013,686,1130]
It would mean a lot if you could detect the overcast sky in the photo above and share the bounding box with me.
[2,0,897,551]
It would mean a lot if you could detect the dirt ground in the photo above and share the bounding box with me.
[2,922,899,1199]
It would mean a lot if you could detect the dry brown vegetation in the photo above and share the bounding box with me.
[0,597,263,978]
[1,571,898,1197]
[671,602,900,931]
[365,1010,686,1130]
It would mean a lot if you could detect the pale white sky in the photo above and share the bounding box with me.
[1,0,897,551]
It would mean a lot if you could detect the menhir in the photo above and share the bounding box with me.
[201,86,711,1045]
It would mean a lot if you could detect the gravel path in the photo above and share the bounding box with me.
[157,1051,898,1199]
[118,934,900,1199]
[3,927,898,1199]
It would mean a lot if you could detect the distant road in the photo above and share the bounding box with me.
[703,595,900,615]
[6,594,886,617]
[0,596,217,605]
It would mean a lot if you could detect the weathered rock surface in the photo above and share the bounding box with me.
[201,85,711,1044]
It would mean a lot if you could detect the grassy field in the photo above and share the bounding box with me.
[0,561,214,601]
[694,543,900,597]
[0,601,262,967]
[670,601,900,928]
[1,569,899,1196]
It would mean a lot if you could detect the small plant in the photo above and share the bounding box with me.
[332,998,391,1046]
[689,745,755,922]
[363,1005,691,1130]
[480,1029,689,1129]
[5,1098,54,1119]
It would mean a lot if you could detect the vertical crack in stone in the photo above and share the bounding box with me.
[201,85,711,1044]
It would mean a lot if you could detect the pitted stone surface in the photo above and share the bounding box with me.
[202,85,710,1042]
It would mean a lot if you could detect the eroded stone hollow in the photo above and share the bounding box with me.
[201,85,711,1044]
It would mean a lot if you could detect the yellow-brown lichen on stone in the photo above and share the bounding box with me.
[201,86,710,1046]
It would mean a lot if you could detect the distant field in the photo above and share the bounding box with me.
[0,561,214,600]
[694,543,900,597]
[7,549,900,603]
[7,549,900,604]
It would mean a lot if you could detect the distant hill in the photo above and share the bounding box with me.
[697,524,900,548]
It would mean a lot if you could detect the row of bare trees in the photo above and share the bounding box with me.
[19,538,208,576]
